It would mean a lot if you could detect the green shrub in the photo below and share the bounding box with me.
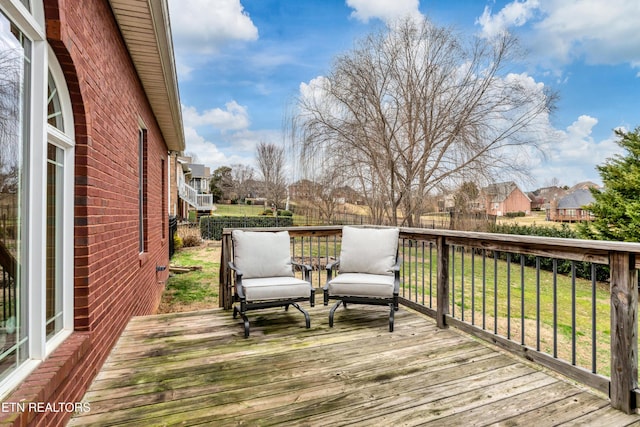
[504,211,526,218]
[173,232,183,251]
[199,216,294,240]
[489,223,608,281]
[277,210,293,217]
[260,209,275,216]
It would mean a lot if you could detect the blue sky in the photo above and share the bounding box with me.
[168,0,640,191]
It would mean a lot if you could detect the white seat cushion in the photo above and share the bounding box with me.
[232,230,294,279]
[327,273,395,298]
[339,226,399,275]
[242,277,311,301]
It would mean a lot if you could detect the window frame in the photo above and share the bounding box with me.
[0,1,75,399]
[138,124,148,255]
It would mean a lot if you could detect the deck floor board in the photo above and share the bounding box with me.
[69,302,640,426]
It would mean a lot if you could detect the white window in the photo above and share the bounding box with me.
[0,1,74,398]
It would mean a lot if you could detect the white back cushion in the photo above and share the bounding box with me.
[232,230,294,279]
[339,226,399,275]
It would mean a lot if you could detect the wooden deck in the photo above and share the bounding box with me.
[69,301,640,426]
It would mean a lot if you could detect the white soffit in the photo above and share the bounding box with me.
[108,0,185,152]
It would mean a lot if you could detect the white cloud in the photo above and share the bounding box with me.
[476,0,540,39]
[477,0,640,69]
[181,103,285,169]
[183,127,253,169]
[229,129,283,153]
[169,0,258,54]
[529,115,624,188]
[169,0,258,77]
[299,76,329,102]
[346,0,422,24]
[182,102,250,131]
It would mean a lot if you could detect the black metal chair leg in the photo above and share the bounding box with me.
[389,302,394,332]
[291,303,311,328]
[240,312,250,338]
[329,300,342,328]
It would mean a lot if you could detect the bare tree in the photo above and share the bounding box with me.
[297,17,556,226]
[285,109,350,222]
[255,142,288,209]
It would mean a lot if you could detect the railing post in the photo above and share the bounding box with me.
[219,232,234,309]
[437,236,449,329]
[609,252,638,413]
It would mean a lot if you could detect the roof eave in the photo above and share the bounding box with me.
[108,0,185,152]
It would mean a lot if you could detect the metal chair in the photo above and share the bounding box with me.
[229,230,315,338]
[324,226,400,332]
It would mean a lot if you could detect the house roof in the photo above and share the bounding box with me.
[108,0,184,152]
[569,181,600,192]
[482,181,530,203]
[557,189,595,209]
[532,186,568,202]
[188,164,208,178]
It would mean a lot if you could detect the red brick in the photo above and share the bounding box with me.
[0,1,174,425]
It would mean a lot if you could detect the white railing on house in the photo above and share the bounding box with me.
[178,177,214,211]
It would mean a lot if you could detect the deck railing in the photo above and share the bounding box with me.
[219,225,640,413]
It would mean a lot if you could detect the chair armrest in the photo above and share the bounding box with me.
[392,258,401,293]
[228,261,243,277]
[325,259,340,287]
[326,259,340,271]
[228,261,245,298]
[291,260,312,282]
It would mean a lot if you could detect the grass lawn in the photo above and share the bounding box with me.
[158,242,221,313]
[213,204,268,217]
[398,246,611,376]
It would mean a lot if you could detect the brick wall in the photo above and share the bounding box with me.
[0,0,171,425]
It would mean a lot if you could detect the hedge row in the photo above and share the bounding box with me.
[489,223,609,281]
[199,216,294,240]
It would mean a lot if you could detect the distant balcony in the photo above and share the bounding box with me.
[178,179,214,211]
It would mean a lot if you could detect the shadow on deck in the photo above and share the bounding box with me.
[69,300,640,426]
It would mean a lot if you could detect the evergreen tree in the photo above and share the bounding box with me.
[577,127,640,241]
[210,166,233,203]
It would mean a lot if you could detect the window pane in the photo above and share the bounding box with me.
[46,144,63,339]
[0,12,29,381]
[139,129,146,253]
[47,72,64,131]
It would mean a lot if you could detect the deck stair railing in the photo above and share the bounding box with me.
[220,225,640,414]
[178,176,214,211]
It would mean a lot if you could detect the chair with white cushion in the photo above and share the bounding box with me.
[324,226,400,332]
[229,230,315,338]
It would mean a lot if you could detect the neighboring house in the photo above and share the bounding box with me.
[0,1,184,425]
[569,181,600,192]
[187,163,211,194]
[528,186,568,211]
[548,189,596,222]
[168,155,215,220]
[481,182,531,216]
